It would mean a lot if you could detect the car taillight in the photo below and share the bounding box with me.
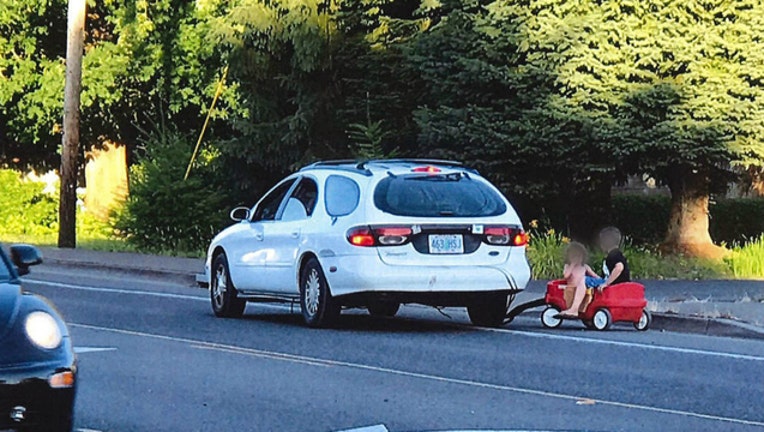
[347,226,413,247]
[375,226,412,246]
[512,231,530,246]
[347,227,375,247]
[484,226,528,246]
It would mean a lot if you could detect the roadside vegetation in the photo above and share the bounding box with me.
[526,226,764,281]
[3,168,763,278]
[2,1,764,277]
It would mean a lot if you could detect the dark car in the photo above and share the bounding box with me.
[0,245,76,432]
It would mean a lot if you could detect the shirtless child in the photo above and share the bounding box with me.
[556,242,599,319]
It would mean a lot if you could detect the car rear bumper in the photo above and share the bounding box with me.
[0,362,76,430]
[322,253,530,298]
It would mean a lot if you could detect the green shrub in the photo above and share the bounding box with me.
[113,127,230,254]
[527,228,729,280]
[710,199,764,245]
[610,195,670,245]
[526,227,568,280]
[610,195,764,246]
[726,235,764,279]
[0,169,59,237]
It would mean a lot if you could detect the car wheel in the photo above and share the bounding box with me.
[467,293,509,327]
[541,306,563,329]
[300,257,341,328]
[367,302,400,317]
[210,253,246,318]
[592,308,612,331]
[634,309,651,331]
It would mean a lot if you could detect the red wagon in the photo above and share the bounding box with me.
[540,279,651,331]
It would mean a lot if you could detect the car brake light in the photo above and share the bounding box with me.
[347,227,375,247]
[412,166,441,174]
[375,226,412,246]
[512,231,530,247]
[483,226,528,246]
[347,226,414,247]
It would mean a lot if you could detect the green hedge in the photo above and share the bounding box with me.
[0,170,58,237]
[611,195,764,245]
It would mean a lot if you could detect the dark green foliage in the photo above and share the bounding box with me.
[114,127,230,253]
[610,195,671,245]
[610,195,764,246]
[710,199,764,246]
[4,0,764,253]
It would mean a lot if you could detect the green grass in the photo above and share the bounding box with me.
[726,235,764,279]
[527,229,746,281]
[1,212,203,258]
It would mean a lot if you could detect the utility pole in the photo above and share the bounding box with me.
[58,0,87,248]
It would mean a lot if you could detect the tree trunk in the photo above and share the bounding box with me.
[58,0,86,248]
[662,167,727,259]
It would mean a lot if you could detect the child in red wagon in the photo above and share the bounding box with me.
[556,227,631,319]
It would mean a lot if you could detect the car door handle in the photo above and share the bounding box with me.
[255,233,264,241]
[290,231,300,239]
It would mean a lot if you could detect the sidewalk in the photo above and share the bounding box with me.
[37,247,764,332]
[39,246,204,279]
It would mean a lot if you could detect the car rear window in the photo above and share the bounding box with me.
[373,173,507,217]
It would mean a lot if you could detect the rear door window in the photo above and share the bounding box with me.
[325,175,360,217]
[374,173,507,217]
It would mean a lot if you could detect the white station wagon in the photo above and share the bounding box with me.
[202,159,531,327]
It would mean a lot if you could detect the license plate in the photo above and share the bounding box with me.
[428,234,464,254]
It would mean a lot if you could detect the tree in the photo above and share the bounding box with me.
[608,1,764,257]
[410,0,764,252]
[409,1,621,239]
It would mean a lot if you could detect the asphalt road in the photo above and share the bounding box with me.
[19,264,764,432]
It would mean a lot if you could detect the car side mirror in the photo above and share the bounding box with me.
[10,244,43,276]
[230,206,251,222]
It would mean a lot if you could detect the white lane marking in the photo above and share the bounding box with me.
[469,325,764,363]
[25,278,292,312]
[337,425,389,432]
[26,279,207,302]
[71,322,764,428]
[190,344,330,368]
[29,278,764,362]
[74,347,117,354]
[77,428,103,432]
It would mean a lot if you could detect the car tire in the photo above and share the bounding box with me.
[300,257,341,328]
[592,308,612,331]
[367,302,400,317]
[210,253,246,318]
[541,306,563,329]
[467,293,509,327]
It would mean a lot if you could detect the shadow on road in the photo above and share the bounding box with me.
[239,311,472,334]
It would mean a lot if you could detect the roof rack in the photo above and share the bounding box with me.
[357,159,476,172]
[300,159,372,176]
[302,159,358,168]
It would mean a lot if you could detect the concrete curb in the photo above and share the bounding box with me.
[650,313,764,340]
[43,256,199,285]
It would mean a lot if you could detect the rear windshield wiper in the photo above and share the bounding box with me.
[406,173,464,182]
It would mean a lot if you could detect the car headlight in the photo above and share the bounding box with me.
[25,311,62,350]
